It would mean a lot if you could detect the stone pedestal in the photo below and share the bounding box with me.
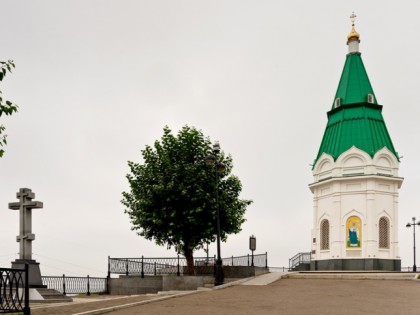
[12,259,46,288]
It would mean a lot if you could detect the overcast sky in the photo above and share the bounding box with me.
[1,0,420,276]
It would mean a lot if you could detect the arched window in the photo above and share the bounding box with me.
[320,219,330,250]
[379,217,390,249]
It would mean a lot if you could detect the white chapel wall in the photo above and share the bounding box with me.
[310,146,402,262]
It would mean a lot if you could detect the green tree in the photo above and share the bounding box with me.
[122,126,252,274]
[0,60,18,158]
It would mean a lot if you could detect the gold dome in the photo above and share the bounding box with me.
[347,12,360,42]
[347,25,360,41]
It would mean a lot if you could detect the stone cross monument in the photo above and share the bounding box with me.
[9,188,43,260]
[9,188,45,287]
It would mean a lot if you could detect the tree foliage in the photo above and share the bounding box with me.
[0,60,18,158]
[122,126,252,272]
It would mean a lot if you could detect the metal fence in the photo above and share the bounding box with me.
[0,265,30,315]
[269,266,290,273]
[108,253,268,277]
[221,253,268,268]
[42,275,108,295]
[289,252,311,270]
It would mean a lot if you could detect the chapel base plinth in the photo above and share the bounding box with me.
[12,259,46,288]
[311,258,401,271]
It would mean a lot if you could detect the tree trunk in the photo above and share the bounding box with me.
[184,248,195,275]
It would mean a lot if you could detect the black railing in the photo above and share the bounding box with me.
[108,256,214,277]
[221,253,268,268]
[401,267,419,272]
[0,265,30,315]
[42,275,108,295]
[108,253,268,277]
[289,252,311,270]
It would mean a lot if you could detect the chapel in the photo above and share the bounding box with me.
[309,14,403,271]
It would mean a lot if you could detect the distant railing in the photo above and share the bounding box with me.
[108,253,268,277]
[401,267,419,273]
[42,275,108,295]
[269,266,290,273]
[0,265,30,315]
[289,252,311,270]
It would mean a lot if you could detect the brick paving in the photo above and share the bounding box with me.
[107,279,420,315]
[29,275,420,315]
[30,295,160,315]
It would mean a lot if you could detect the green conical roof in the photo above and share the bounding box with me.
[314,49,398,167]
[331,53,378,108]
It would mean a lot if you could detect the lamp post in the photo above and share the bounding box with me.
[406,217,420,272]
[249,235,256,267]
[205,141,225,286]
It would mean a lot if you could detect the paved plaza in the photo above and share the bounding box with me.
[30,272,420,315]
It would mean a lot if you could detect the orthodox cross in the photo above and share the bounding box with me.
[350,11,357,26]
[9,188,43,261]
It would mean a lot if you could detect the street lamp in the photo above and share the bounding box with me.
[406,217,420,272]
[249,235,256,267]
[205,141,225,286]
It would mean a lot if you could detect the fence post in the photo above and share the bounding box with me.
[248,254,250,266]
[107,256,110,294]
[63,274,66,296]
[125,259,129,276]
[231,256,234,266]
[141,256,144,278]
[87,275,91,296]
[213,255,216,276]
[265,252,268,268]
[177,255,180,276]
[154,262,157,276]
[107,256,111,278]
[24,264,30,315]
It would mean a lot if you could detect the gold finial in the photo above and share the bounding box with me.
[347,11,360,41]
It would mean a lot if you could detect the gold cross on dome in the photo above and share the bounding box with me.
[350,11,357,26]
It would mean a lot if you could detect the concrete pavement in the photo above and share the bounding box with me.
[240,271,286,285]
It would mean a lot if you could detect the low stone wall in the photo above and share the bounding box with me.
[109,266,269,295]
[255,267,269,276]
[109,276,163,295]
[224,266,268,278]
[109,276,214,295]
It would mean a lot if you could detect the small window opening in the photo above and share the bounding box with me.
[334,97,341,108]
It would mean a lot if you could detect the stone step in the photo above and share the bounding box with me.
[33,298,73,304]
[31,288,73,303]
[285,272,417,280]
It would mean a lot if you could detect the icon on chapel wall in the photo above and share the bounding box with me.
[346,216,361,248]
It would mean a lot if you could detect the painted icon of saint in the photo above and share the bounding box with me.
[349,223,359,246]
[346,216,361,248]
